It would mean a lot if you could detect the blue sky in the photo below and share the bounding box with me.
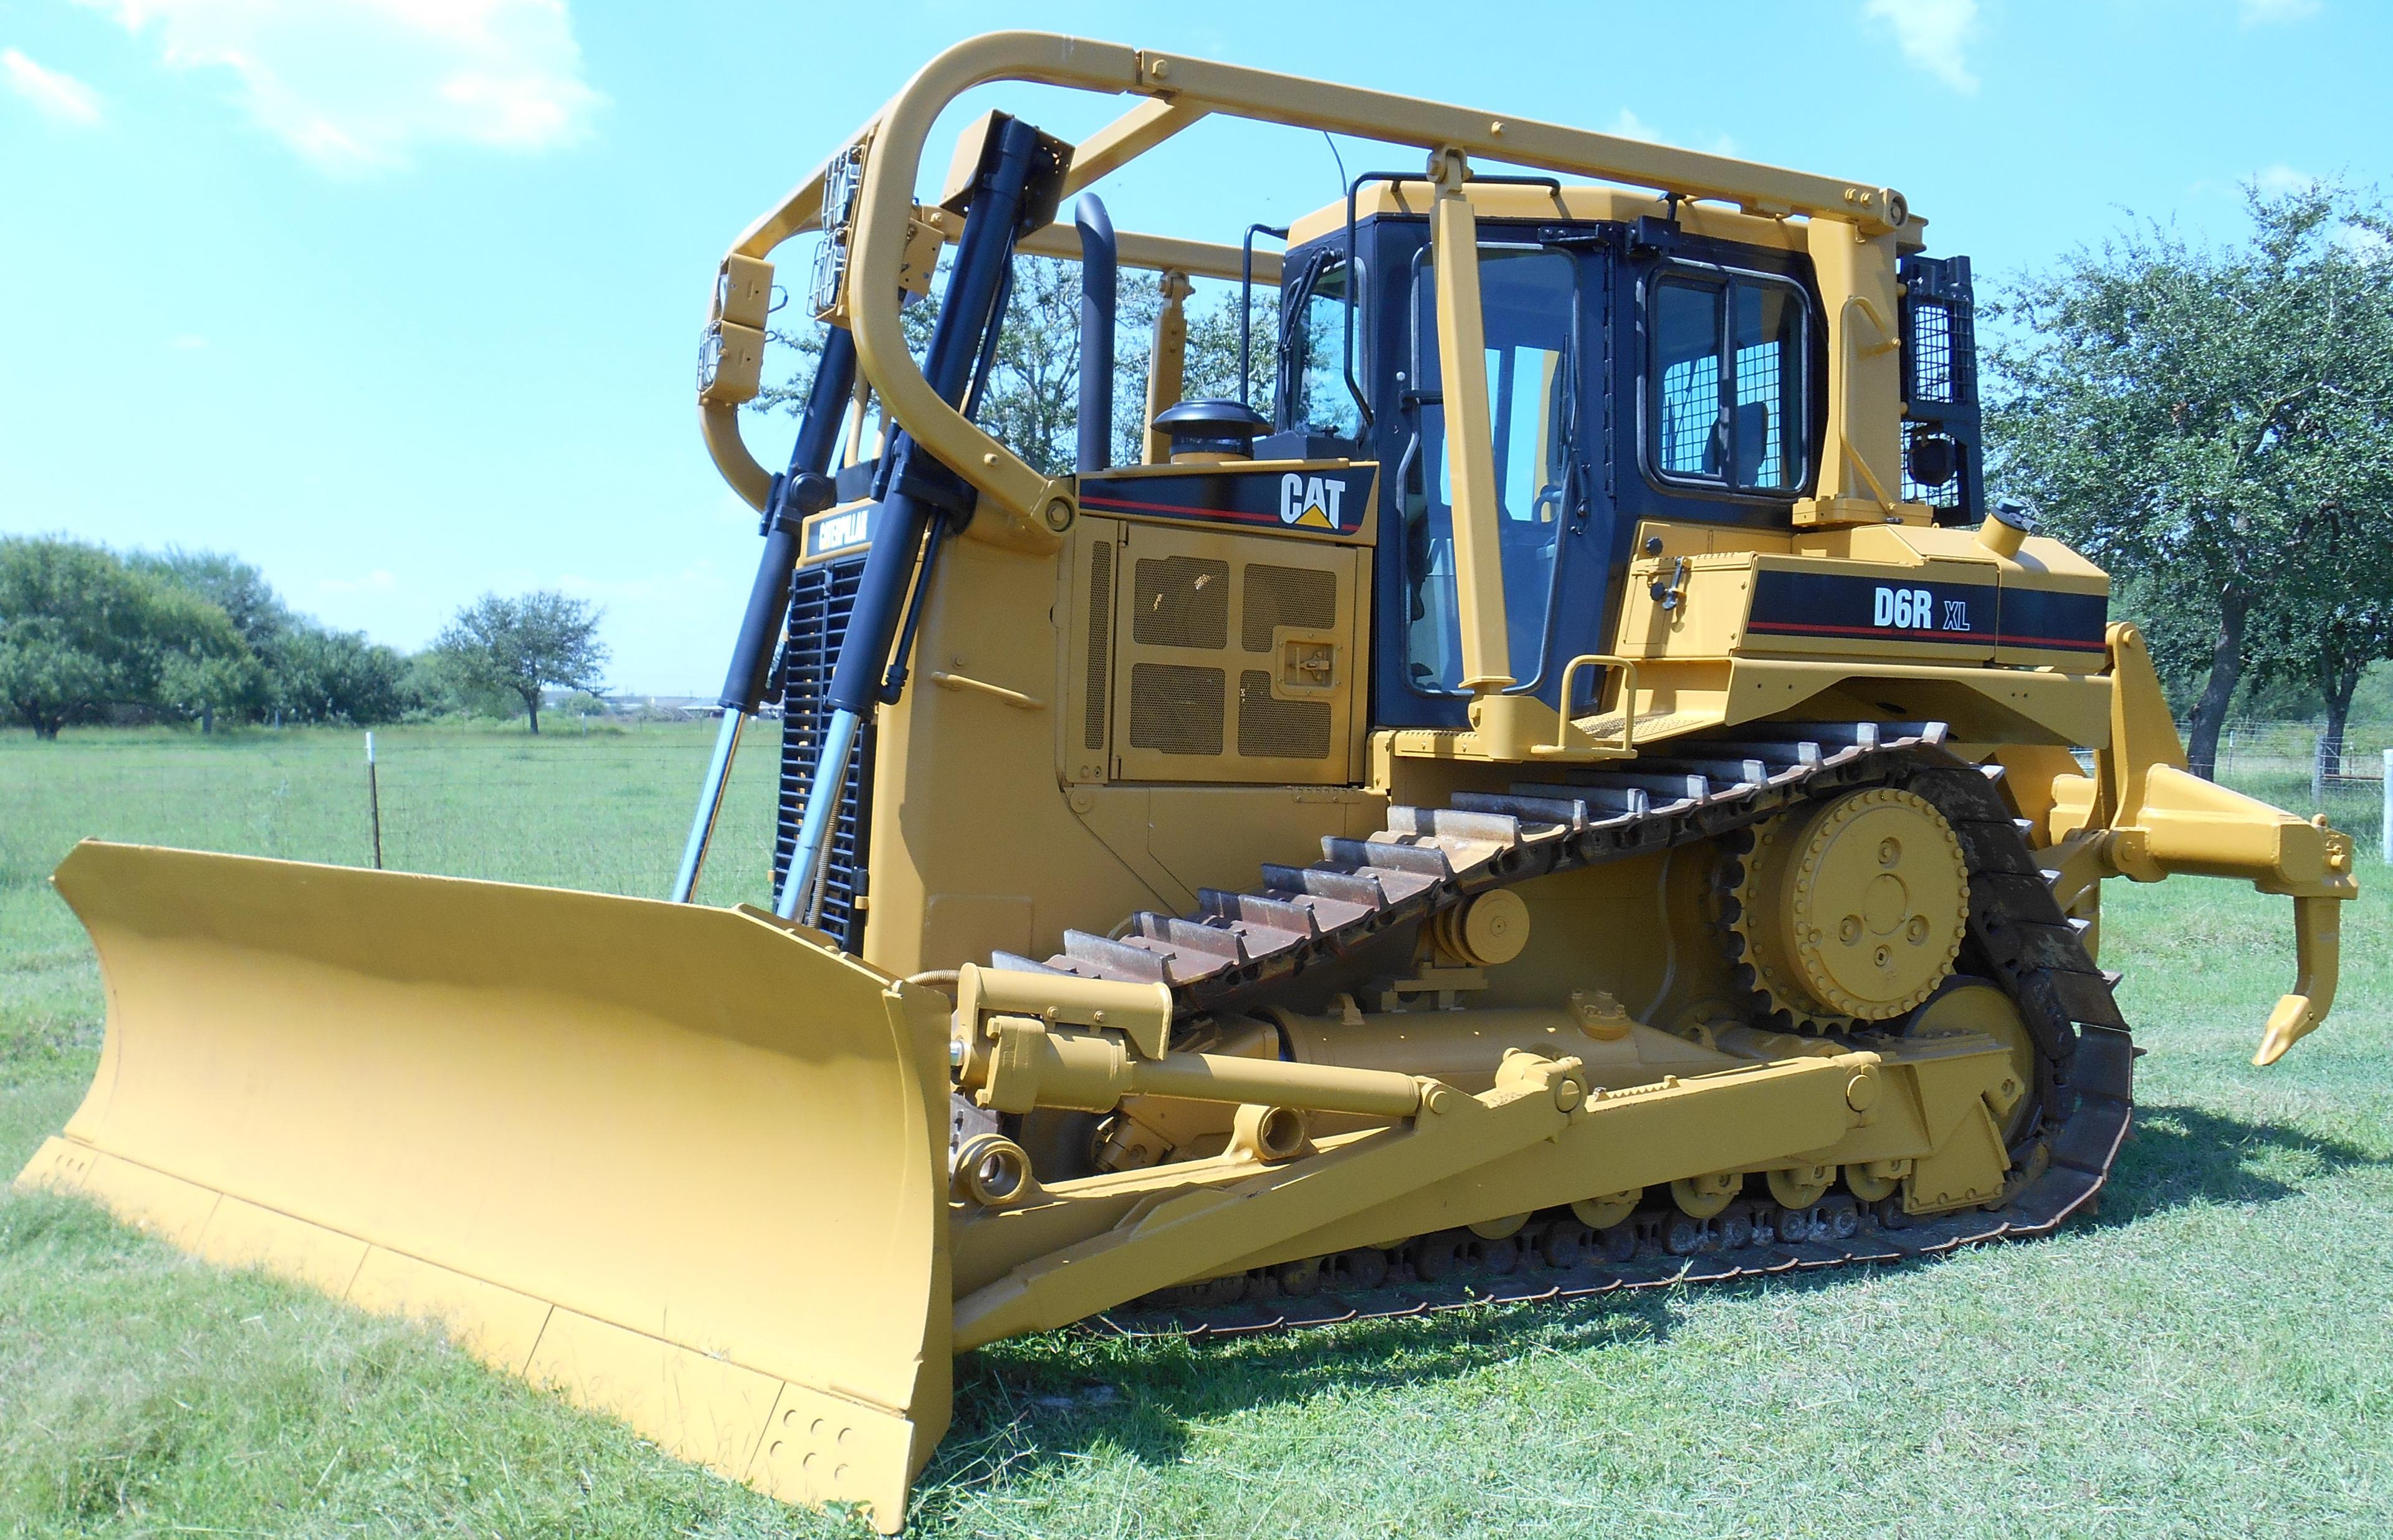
[4,0,2386,692]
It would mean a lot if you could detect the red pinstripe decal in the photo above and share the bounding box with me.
[1746,618,2103,650]
[1079,492,1283,524]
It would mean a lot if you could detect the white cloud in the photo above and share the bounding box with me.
[1605,107,1738,158]
[1608,108,1658,141]
[1863,0,1980,93]
[2253,162,2316,194]
[4,47,104,125]
[2239,0,2320,24]
[76,0,604,173]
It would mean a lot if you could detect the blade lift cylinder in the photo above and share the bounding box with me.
[777,115,1062,923]
[671,327,858,902]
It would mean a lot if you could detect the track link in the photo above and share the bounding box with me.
[974,722,2134,1337]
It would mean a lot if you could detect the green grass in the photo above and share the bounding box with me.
[3,722,2390,1538]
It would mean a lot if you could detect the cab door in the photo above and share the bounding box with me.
[1384,239,1602,723]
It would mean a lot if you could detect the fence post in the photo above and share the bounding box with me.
[2313,735,2326,813]
[363,732,383,871]
[2382,748,2392,866]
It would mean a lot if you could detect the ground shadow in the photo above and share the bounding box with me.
[2090,1096,2387,1226]
[912,1096,2389,1514]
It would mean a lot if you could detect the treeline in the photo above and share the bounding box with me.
[1990,183,2393,775]
[759,258,1284,475]
[0,537,608,738]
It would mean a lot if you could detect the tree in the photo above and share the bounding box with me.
[0,537,258,738]
[432,591,607,734]
[1988,184,2393,778]
[757,254,1274,477]
[2245,225,2393,767]
[127,547,292,648]
[264,626,410,725]
[133,546,410,726]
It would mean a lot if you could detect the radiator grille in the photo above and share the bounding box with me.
[775,555,874,955]
[1129,663,1225,755]
[1084,539,1114,750]
[1237,671,1332,759]
[1132,555,1230,649]
[1240,564,1338,652]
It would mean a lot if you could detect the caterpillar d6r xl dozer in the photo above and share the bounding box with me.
[21,32,2361,1531]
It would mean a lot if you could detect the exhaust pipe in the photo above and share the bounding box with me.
[1076,193,1115,472]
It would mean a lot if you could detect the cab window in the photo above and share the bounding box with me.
[1648,269,1808,494]
[1402,245,1579,695]
[1282,257,1364,439]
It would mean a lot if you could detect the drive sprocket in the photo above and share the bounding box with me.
[1722,786,1971,1030]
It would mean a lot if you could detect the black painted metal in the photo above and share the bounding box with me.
[1236,222,1287,413]
[1898,252,1984,527]
[1076,194,1116,472]
[826,112,1059,720]
[717,327,857,711]
[775,555,874,953]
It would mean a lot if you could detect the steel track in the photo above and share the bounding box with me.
[970,722,2134,1337]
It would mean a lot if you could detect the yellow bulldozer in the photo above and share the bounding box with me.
[20,31,2360,1533]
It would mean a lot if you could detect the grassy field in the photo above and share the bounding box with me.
[2,722,2390,1538]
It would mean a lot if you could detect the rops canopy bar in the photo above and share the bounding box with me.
[696,31,1913,530]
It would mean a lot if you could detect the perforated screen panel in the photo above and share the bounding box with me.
[1898,254,1982,522]
[1236,671,1331,759]
[1083,540,1114,750]
[1732,338,1786,487]
[1240,564,1339,652]
[1129,662,1226,756]
[1132,555,1230,649]
[1102,522,1358,784]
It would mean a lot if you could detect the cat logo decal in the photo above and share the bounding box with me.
[1279,472,1345,530]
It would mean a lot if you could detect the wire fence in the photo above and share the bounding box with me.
[6,718,2388,910]
[2210,719,2391,780]
[0,723,786,909]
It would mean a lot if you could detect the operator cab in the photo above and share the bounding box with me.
[1266,182,1980,733]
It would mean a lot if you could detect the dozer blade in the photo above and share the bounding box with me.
[15,840,954,1533]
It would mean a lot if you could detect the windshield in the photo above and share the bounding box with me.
[1402,245,1577,695]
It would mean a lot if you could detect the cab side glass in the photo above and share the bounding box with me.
[1732,282,1803,490]
[1654,279,1724,477]
[1647,268,1808,496]
[1291,262,1364,439]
